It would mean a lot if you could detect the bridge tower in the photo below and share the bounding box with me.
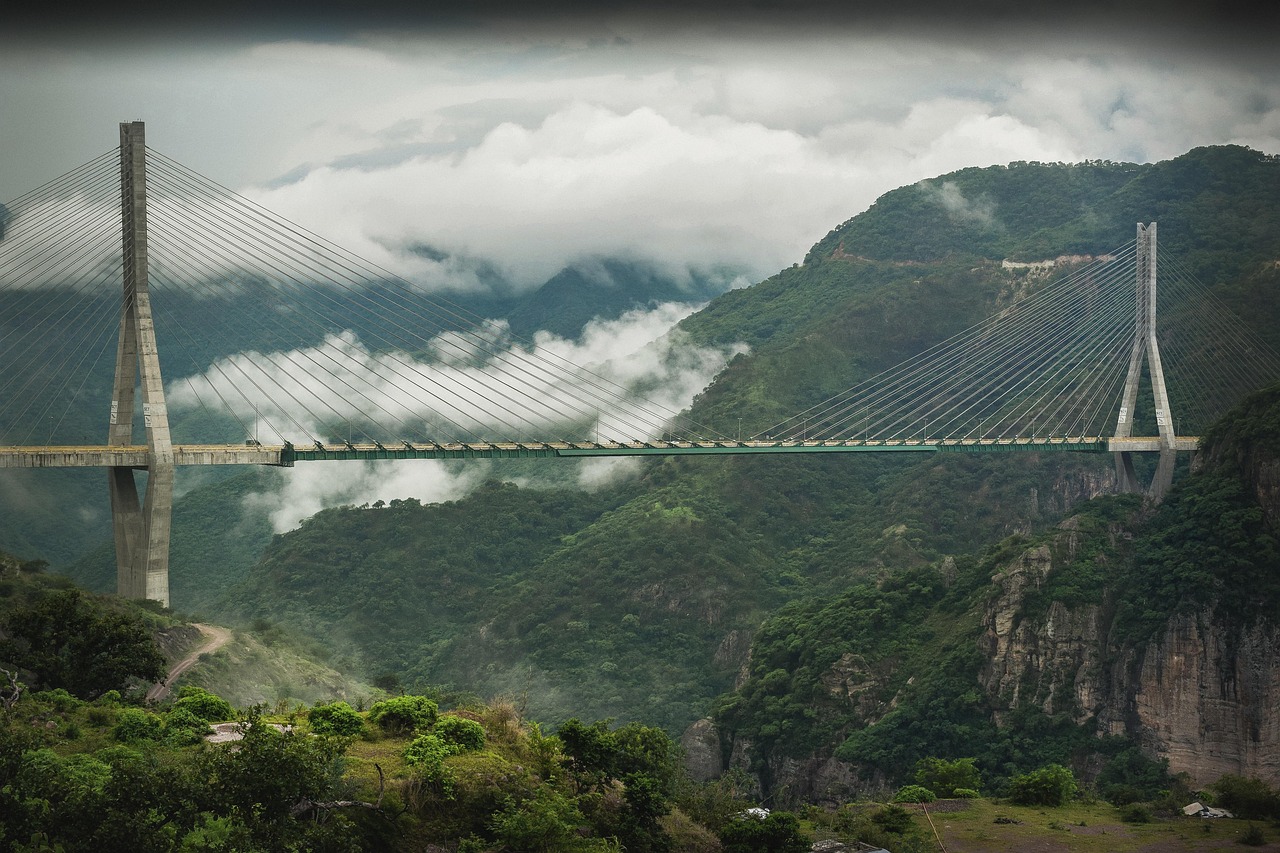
[108,121,174,606]
[1113,222,1177,500]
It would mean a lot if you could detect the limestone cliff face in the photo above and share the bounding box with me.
[978,519,1280,788]
[1114,614,1280,786]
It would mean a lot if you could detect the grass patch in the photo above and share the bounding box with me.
[912,798,1274,852]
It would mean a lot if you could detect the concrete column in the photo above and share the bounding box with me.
[108,121,174,606]
[1111,222,1177,500]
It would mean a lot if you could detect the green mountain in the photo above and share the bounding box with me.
[101,144,1278,747]
[712,381,1280,803]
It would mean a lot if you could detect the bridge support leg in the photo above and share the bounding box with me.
[108,121,174,607]
[1111,222,1180,502]
[1114,450,1140,494]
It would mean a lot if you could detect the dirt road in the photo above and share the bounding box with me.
[146,623,232,703]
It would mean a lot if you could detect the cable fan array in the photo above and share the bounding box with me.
[0,146,728,448]
[3,142,1280,452]
[757,244,1280,444]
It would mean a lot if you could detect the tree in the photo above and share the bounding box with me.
[172,686,234,721]
[307,701,365,737]
[914,756,982,797]
[1211,775,1280,820]
[0,589,165,699]
[718,811,809,853]
[1007,764,1077,806]
[368,694,438,735]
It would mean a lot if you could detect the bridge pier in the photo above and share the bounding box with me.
[108,121,174,606]
[1112,222,1178,501]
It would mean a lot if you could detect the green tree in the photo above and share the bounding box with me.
[1007,764,1077,806]
[368,694,438,735]
[914,756,982,797]
[0,589,165,699]
[718,811,809,853]
[436,715,486,752]
[172,686,234,722]
[306,701,364,737]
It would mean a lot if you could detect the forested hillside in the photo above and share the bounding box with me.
[10,146,1280,808]
[56,143,1270,738]
[711,381,1280,803]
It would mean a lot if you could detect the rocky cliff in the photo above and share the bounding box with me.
[980,520,1280,788]
[698,386,1280,801]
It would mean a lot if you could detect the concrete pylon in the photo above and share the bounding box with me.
[108,121,174,606]
[1112,222,1177,500]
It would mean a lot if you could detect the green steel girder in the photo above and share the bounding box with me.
[277,438,1112,465]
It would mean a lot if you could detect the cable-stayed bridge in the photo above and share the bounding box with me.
[2,122,1279,605]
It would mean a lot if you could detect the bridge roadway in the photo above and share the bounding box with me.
[0,435,1200,468]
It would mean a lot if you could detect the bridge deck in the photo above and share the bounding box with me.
[0,436,1199,468]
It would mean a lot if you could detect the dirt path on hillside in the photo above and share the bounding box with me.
[147,623,232,703]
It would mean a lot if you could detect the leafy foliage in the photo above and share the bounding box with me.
[1006,764,1077,806]
[914,757,982,798]
[893,784,936,803]
[171,686,234,722]
[0,588,165,699]
[368,694,438,735]
[307,701,365,738]
[436,715,486,753]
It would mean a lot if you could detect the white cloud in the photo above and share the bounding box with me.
[243,458,486,534]
[168,300,746,445]
[184,299,744,529]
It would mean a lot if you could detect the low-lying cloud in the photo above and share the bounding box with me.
[172,300,746,530]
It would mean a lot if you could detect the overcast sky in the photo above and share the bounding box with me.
[3,1,1278,293]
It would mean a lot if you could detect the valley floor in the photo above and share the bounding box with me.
[907,799,1280,852]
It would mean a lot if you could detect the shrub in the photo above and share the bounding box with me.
[1211,775,1280,820]
[404,732,455,796]
[893,784,936,803]
[871,804,914,835]
[719,810,810,853]
[1104,783,1144,806]
[164,706,212,745]
[368,694,438,735]
[914,756,981,798]
[112,707,162,743]
[307,701,364,737]
[952,788,980,799]
[33,688,81,712]
[172,686,234,722]
[1118,803,1152,823]
[1007,764,1077,807]
[437,715,486,753]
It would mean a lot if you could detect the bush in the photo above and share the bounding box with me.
[893,784,936,803]
[1118,803,1152,823]
[112,707,162,743]
[368,694,438,735]
[871,804,914,834]
[914,756,981,798]
[1007,764,1077,807]
[719,810,810,853]
[1104,783,1144,806]
[952,788,980,799]
[172,686,234,722]
[404,732,455,795]
[307,701,364,737]
[1211,775,1280,820]
[164,706,212,746]
[436,715,486,753]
